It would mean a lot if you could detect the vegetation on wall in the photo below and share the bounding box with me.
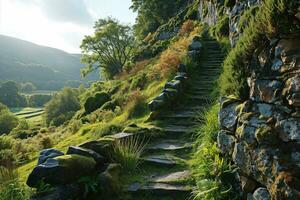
[220,0,299,98]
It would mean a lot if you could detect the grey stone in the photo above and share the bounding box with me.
[237,124,257,146]
[66,146,104,165]
[249,79,282,103]
[142,155,177,167]
[178,63,187,73]
[217,130,235,155]
[271,59,283,71]
[149,99,164,111]
[37,149,64,165]
[276,118,300,143]
[284,75,300,106]
[218,103,238,132]
[188,40,202,51]
[150,171,190,183]
[291,152,300,167]
[232,142,251,175]
[255,103,273,118]
[146,139,192,151]
[253,188,271,200]
[27,155,96,187]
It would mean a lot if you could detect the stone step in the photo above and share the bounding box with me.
[149,170,190,183]
[127,182,191,197]
[146,139,192,152]
[142,155,179,167]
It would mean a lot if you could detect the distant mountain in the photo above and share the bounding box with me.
[0,35,99,90]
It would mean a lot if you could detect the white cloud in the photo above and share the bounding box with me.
[0,0,136,53]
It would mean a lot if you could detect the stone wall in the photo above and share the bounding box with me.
[218,26,300,200]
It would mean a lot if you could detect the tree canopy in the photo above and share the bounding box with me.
[131,0,186,40]
[0,81,27,107]
[81,18,134,79]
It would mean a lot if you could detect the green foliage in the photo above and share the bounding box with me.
[84,92,111,114]
[0,103,19,135]
[131,0,187,40]
[45,88,80,126]
[10,119,30,139]
[20,82,36,93]
[0,81,27,107]
[27,94,52,107]
[112,136,146,172]
[81,18,134,79]
[220,0,299,98]
[192,104,238,200]
[0,167,31,200]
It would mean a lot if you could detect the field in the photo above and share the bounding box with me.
[11,107,45,128]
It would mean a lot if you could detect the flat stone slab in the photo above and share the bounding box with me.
[159,111,197,119]
[150,170,190,183]
[146,140,192,151]
[162,125,192,134]
[111,132,134,139]
[128,182,191,195]
[142,155,177,166]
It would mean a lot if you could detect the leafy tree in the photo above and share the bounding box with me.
[131,0,186,39]
[0,81,27,107]
[20,82,36,93]
[81,18,134,79]
[0,103,18,135]
[45,88,80,126]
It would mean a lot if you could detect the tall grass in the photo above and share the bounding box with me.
[112,136,147,172]
[191,104,238,200]
[0,167,32,200]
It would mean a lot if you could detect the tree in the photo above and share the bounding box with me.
[81,18,134,79]
[0,103,18,135]
[0,81,27,107]
[131,0,186,39]
[21,82,37,93]
[45,88,80,126]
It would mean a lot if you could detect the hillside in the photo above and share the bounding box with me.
[0,35,98,90]
[0,0,299,200]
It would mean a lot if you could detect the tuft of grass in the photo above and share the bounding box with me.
[191,104,238,200]
[112,136,147,172]
[0,167,32,200]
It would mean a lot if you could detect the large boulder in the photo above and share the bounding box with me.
[37,149,64,165]
[27,155,96,187]
[66,146,105,167]
[188,37,202,51]
[79,139,114,159]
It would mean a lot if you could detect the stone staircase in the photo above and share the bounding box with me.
[126,37,224,200]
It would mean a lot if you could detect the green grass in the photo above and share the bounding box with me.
[191,104,238,200]
[112,136,147,172]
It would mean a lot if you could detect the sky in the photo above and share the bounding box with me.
[0,0,137,53]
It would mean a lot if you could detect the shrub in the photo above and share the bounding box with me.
[112,136,146,172]
[28,94,52,107]
[0,103,19,135]
[84,92,111,114]
[39,136,53,149]
[45,88,80,126]
[0,167,32,200]
[126,90,148,119]
[179,20,195,36]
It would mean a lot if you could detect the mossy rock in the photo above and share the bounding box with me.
[79,138,114,161]
[27,155,96,187]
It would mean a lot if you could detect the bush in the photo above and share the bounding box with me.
[45,88,80,126]
[126,90,148,119]
[179,20,195,36]
[0,103,18,135]
[84,92,111,114]
[0,167,32,200]
[27,94,52,107]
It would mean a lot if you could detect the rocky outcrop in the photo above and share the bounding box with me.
[27,139,121,200]
[218,35,300,199]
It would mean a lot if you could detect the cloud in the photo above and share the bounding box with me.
[13,0,93,26]
[38,0,93,26]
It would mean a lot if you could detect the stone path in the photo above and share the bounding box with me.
[127,36,224,200]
